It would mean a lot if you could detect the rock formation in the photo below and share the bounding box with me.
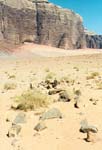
[85,35,102,49]
[0,0,85,50]
[84,29,102,49]
[0,0,101,50]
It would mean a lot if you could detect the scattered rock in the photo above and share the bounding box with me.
[11,103,18,110]
[80,125,98,133]
[86,131,97,142]
[78,112,84,116]
[51,79,59,88]
[89,98,98,105]
[30,83,33,89]
[74,96,81,108]
[11,138,24,150]
[42,79,59,89]
[58,91,71,102]
[80,119,88,133]
[48,88,64,95]
[34,121,47,132]
[93,102,97,105]
[46,84,52,89]
[80,120,98,142]
[39,108,63,120]
[74,102,79,108]
[74,89,81,96]
[7,124,22,138]
[33,132,40,136]
[13,112,26,125]
[6,118,11,122]
[11,138,19,147]
[89,98,94,102]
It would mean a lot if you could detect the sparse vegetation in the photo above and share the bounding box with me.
[73,89,81,96]
[45,72,56,81]
[14,89,50,111]
[73,66,79,71]
[60,76,69,83]
[45,68,50,72]
[8,74,16,79]
[4,82,17,90]
[60,76,75,85]
[95,81,102,89]
[86,72,99,80]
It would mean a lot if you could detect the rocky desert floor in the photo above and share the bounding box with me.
[0,44,102,150]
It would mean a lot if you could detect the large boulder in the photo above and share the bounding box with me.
[13,112,26,124]
[39,108,63,120]
[0,0,85,49]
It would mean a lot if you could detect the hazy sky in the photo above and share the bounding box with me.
[49,0,102,35]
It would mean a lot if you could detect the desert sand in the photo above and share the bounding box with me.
[0,44,102,150]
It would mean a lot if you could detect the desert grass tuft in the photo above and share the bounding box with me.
[86,72,99,80]
[4,82,17,90]
[14,89,50,111]
[45,72,56,81]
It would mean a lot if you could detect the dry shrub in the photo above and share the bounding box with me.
[14,89,50,111]
[4,82,17,90]
[86,72,99,80]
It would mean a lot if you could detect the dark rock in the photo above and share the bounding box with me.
[34,121,47,131]
[80,124,98,142]
[74,102,79,108]
[51,79,58,88]
[89,98,98,105]
[39,108,63,120]
[44,79,59,89]
[30,83,33,89]
[46,84,52,89]
[58,91,71,102]
[80,119,98,142]
[48,88,64,95]
[73,89,81,108]
[74,96,80,108]
[80,125,98,133]
[74,89,81,96]
[93,102,97,105]
[80,119,98,133]
[85,131,97,142]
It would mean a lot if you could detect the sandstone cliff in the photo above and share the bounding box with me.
[85,34,102,49]
[0,0,85,50]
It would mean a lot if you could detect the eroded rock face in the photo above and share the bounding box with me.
[85,34,102,49]
[0,0,85,49]
[0,0,37,45]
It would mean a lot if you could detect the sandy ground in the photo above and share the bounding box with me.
[0,44,102,150]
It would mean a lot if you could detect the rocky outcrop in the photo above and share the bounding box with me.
[0,0,85,50]
[85,34,102,49]
[0,0,37,45]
